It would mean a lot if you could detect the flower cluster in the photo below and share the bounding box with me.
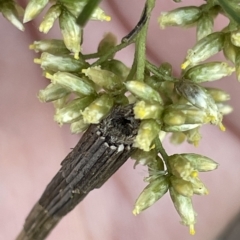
[1,0,237,236]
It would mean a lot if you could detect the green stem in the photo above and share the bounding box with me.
[135,0,156,81]
[145,60,178,82]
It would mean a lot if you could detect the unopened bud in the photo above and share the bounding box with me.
[30,39,69,55]
[23,0,48,23]
[217,103,233,115]
[133,120,161,151]
[70,118,89,134]
[158,6,201,29]
[133,176,169,215]
[134,100,163,120]
[39,4,62,33]
[189,177,209,195]
[181,32,225,69]
[59,9,81,59]
[82,94,114,124]
[231,28,240,47]
[170,132,186,145]
[206,88,230,102]
[82,66,122,91]
[54,96,95,125]
[196,12,213,40]
[181,153,218,172]
[38,83,70,102]
[169,187,196,235]
[91,7,111,21]
[125,81,163,104]
[223,33,238,63]
[46,72,95,95]
[98,32,117,56]
[184,62,235,83]
[170,176,193,197]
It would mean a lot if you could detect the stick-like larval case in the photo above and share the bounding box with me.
[17,104,140,240]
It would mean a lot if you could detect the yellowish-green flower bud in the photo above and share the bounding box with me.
[189,176,208,195]
[23,0,48,23]
[82,94,114,124]
[133,120,161,151]
[170,132,186,145]
[29,39,69,55]
[181,32,225,69]
[101,59,130,80]
[134,100,163,120]
[185,127,201,147]
[59,8,81,59]
[168,154,197,181]
[169,186,196,235]
[133,176,169,215]
[184,62,235,83]
[90,7,111,21]
[82,66,122,91]
[163,104,208,125]
[59,0,86,18]
[217,103,233,115]
[181,153,218,172]
[196,12,213,40]
[34,52,86,72]
[206,88,230,102]
[0,0,24,31]
[38,83,70,102]
[223,33,239,63]
[159,62,172,76]
[70,118,89,134]
[125,81,163,104]
[46,72,95,95]
[158,6,201,29]
[163,123,201,132]
[175,80,224,130]
[39,4,62,33]
[231,28,240,47]
[54,96,95,125]
[53,95,69,110]
[98,32,117,56]
[170,176,193,197]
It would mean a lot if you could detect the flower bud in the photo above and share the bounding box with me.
[170,176,193,197]
[196,12,213,40]
[39,4,62,33]
[217,103,233,115]
[231,28,240,47]
[70,118,89,134]
[158,6,201,29]
[169,187,196,235]
[189,177,208,195]
[181,153,218,172]
[170,132,186,145]
[185,127,201,146]
[159,62,172,76]
[184,62,235,83]
[53,95,69,109]
[98,32,117,56]
[82,94,114,124]
[133,176,169,215]
[125,81,163,104]
[175,80,224,129]
[46,72,95,96]
[90,7,111,21]
[34,52,87,72]
[181,32,225,69]
[82,66,123,91]
[23,0,48,23]
[59,8,81,59]
[0,0,24,31]
[133,120,161,151]
[168,154,197,181]
[134,100,163,120]
[206,88,230,102]
[101,59,130,80]
[30,39,69,55]
[54,96,95,125]
[223,33,238,63]
[38,83,70,102]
